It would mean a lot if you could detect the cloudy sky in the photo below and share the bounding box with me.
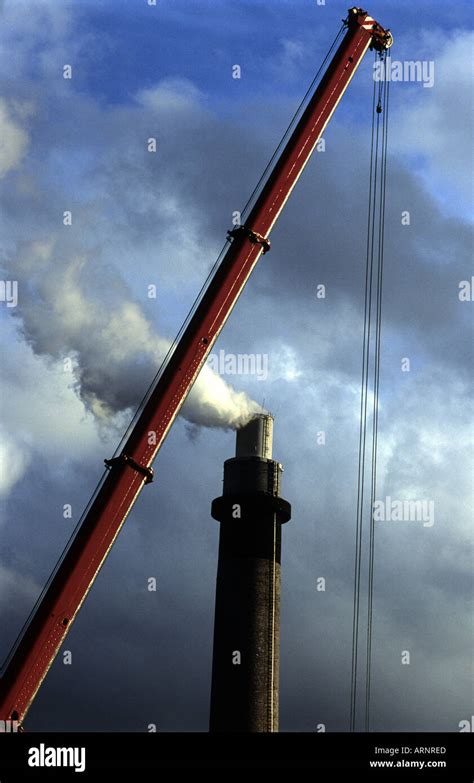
[0,0,472,732]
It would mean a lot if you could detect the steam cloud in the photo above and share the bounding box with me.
[8,239,262,432]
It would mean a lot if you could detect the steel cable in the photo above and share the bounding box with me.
[350,48,390,732]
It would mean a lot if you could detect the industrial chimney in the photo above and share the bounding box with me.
[209,413,291,732]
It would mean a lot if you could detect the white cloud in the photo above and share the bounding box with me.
[0,99,29,178]
[0,318,104,503]
[0,562,40,614]
[391,30,474,203]
[0,428,30,498]
[137,78,204,113]
[269,344,303,382]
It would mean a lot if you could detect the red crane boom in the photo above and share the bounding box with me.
[0,7,392,726]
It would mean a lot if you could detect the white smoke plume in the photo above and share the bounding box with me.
[7,239,262,432]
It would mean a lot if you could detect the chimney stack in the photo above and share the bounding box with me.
[209,413,291,732]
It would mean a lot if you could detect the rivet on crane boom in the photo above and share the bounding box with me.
[0,7,392,727]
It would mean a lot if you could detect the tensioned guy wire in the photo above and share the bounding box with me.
[365,54,391,733]
[350,48,391,733]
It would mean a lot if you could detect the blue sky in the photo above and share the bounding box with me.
[0,0,472,733]
[67,1,473,106]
